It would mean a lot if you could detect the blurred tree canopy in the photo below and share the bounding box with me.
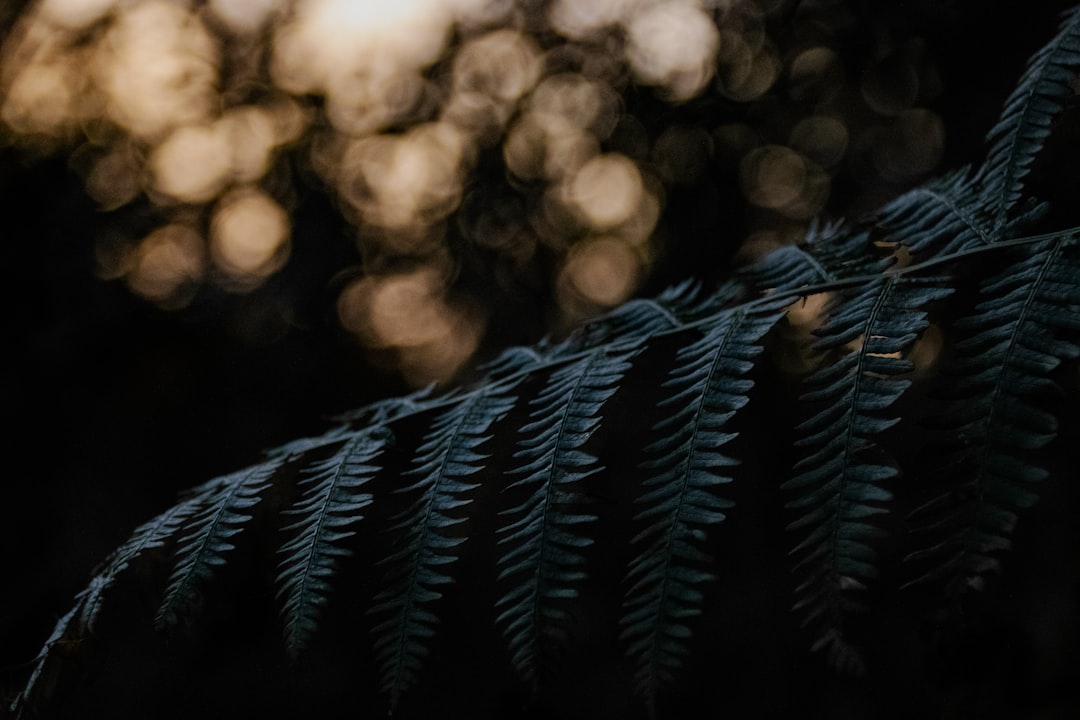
[1,0,1076,707]
[6,0,1070,385]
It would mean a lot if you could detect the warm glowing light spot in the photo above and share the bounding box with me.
[220,106,279,183]
[210,189,290,283]
[544,121,600,180]
[529,74,617,136]
[740,145,806,210]
[614,187,662,247]
[561,237,641,310]
[547,0,631,39]
[567,153,644,229]
[264,96,309,146]
[626,1,720,101]
[442,89,510,146]
[504,113,597,181]
[40,0,118,30]
[85,145,141,210]
[396,317,485,386]
[337,267,485,385]
[339,122,470,231]
[502,114,548,181]
[150,124,233,203]
[208,0,284,34]
[452,30,540,104]
[126,224,205,306]
[368,268,449,347]
[1,58,80,135]
[270,0,455,97]
[94,1,219,139]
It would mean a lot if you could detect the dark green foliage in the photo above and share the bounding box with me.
[905,233,1080,592]
[980,6,1080,225]
[277,428,386,656]
[622,301,784,707]
[12,8,1080,719]
[372,389,514,707]
[155,462,280,631]
[784,276,952,672]
[496,348,633,687]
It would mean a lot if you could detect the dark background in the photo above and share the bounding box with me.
[2,0,1078,714]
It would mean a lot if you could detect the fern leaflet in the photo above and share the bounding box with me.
[905,232,1080,592]
[370,388,517,708]
[79,496,207,633]
[495,347,634,687]
[980,6,1080,226]
[784,275,952,671]
[621,301,785,708]
[276,428,389,657]
[155,460,281,630]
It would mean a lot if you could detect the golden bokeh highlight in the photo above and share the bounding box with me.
[38,0,118,30]
[210,189,291,285]
[567,153,644,230]
[94,1,219,140]
[208,0,286,34]
[740,143,832,222]
[337,122,471,244]
[150,124,233,204]
[1,0,953,385]
[547,0,629,39]
[1,50,85,137]
[447,30,540,131]
[504,112,599,183]
[626,1,720,101]
[84,144,142,210]
[125,224,206,308]
[337,266,486,385]
[559,237,642,312]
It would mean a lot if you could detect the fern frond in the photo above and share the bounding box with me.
[743,221,885,295]
[555,280,746,356]
[12,478,254,717]
[876,168,1053,260]
[478,346,546,382]
[905,232,1080,592]
[276,428,390,657]
[80,497,207,633]
[495,347,634,688]
[980,6,1080,226]
[370,388,517,708]
[12,592,89,719]
[155,460,282,630]
[621,301,785,707]
[784,275,952,671]
[876,168,996,255]
[329,383,438,429]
